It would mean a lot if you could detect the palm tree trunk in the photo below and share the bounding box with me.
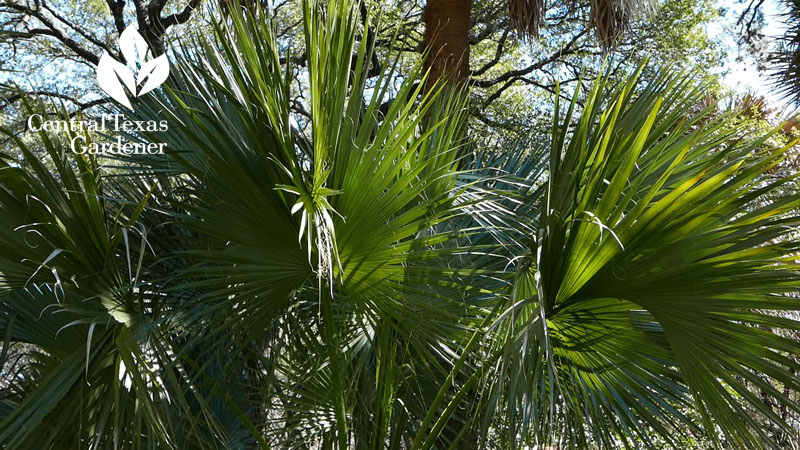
[423,0,473,87]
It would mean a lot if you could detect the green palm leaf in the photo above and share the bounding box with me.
[0,1,798,448]
[483,67,800,449]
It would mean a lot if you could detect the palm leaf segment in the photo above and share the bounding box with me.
[0,0,799,448]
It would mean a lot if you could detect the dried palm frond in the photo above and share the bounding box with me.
[509,0,546,41]
[590,0,655,48]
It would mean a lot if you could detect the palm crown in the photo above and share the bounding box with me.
[0,1,798,449]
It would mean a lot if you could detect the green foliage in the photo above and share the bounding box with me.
[482,68,800,449]
[464,0,727,138]
[0,1,798,448]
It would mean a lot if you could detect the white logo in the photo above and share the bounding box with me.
[97,25,169,109]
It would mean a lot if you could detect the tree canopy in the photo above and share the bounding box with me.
[0,0,798,449]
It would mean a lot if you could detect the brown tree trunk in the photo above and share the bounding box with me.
[422,0,473,88]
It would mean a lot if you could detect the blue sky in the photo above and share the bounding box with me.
[713,0,793,112]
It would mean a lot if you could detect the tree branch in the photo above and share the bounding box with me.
[468,18,507,45]
[1,1,100,64]
[470,29,587,88]
[472,27,510,77]
[105,0,126,35]
[2,89,106,109]
[738,0,766,40]
[42,0,116,56]
[470,108,519,131]
[161,0,202,28]
[483,76,517,104]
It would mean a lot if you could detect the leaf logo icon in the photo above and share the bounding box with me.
[96,25,169,109]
